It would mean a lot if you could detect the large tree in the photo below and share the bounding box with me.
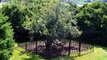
[0,12,14,60]
[23,0,81,51]
[76,2,107,46]
[2,2,30,42]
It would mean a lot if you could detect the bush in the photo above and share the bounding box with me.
[0,13,14,60]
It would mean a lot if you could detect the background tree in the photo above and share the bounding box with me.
[76,2,107,46]
[0,12,14,60]
[2,2,29,42]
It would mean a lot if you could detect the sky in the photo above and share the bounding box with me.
[62,0,107,6]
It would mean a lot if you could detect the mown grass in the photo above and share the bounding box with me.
[9,46,29,60]
[9,44,44,60]
[51,46,107,60]
[74,46,107,60]
[10,45,107,60]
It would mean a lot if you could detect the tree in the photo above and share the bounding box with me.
[2,3,29,42]
[23,0,59,50]
[23,0,81,52]
[0,12,14,60]
[76,2,107,46]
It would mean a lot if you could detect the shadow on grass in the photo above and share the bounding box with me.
[97,45,107,52]
[23,54,45,60]
[23,55,74,60]
[15,46,75,60]
[52,56,74,60]
[23,46,106,60]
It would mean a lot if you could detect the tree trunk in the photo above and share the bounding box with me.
[35,41,37,54]
[45,38,53,60]
[79,37,81,56]
[68,39,71,56]
[30,34,34,41]
[25,42,27,50]
[45,40,52,51]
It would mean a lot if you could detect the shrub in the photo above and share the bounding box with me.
[0,13,14,60]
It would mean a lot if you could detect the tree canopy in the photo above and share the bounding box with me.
[22,0,81,50]
[0,12,14,60]
[76,2,107,45]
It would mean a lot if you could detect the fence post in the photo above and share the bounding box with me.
[79,37,81,56]
[25,42,27,50]
[68,39,71,56]
[35,40,38,54]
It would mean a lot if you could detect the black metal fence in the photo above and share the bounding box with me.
[18,39,94,58]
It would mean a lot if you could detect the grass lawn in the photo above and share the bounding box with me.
[9,44,44,60]
[9,45,107,60]
[9,46,29,60]
[74,46,107,60]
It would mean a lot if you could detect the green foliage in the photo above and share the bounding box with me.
[2,4,26,30]
[22,0,81,50]
[1,3,30,42]
[23,0,81,39]
[2,0,81,42]
[0,13,14,60]
[77,2,107,30]
[76,2,107,46]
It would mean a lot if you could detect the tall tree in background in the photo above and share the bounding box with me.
[76,2,107,46]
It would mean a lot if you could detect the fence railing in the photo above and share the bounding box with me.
[18,40,94,58]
